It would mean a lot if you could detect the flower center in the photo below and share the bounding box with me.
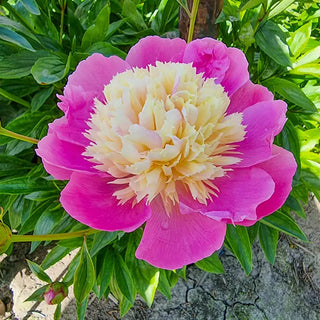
[84,62,245,209]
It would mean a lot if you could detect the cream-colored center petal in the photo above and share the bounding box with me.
[84,62,246,210]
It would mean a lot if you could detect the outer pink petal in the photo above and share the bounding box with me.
[178,167,275,224]
[256,146,296,218]
[235,146,296,226]
[67,54,131,102]
[183,38,230,83]
[220,47,249,96]
[235,100,287,168]
[41,160,72,180]
[36,132,96,179]
[227,80,274,114]
[126,36,186,68]
[135,196,226,270]
[60,172,151,232]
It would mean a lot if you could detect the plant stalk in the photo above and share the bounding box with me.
[11,228,99,243]
[0,127,39,144]
[187,0,200,42]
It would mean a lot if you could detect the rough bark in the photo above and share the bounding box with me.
[179,0,223,41]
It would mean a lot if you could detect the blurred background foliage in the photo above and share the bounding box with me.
[0,0,319,318]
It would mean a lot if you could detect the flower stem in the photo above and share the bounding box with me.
[11,228,99,243]
[0,126,39,144]
[187,0,200,43]
[59,0,66,46]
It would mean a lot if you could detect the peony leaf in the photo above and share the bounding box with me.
[263,78,317,113]
[0,26,35,51]
[288,22,312,58]
[20,0,40,15]
[256,21,292,67]
[261,211,308,241]
[96,248,114,299]
[27,259,52,283]
[31,87,54,112]
[195,253,225,274]
[226,225,252,275]
[258,223,279,264]
[114,253,135,304]
[74,240,95,303]
[41,246,71,270]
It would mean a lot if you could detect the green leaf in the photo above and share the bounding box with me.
[176,0,190,15]
[125,232,159,307]
[0,87,31,107]
[42,246,71,270]
[289,64,320,78]
[268,0,295,19]
[284,195,306,218]
[0,51,49,79]
[294,46,320,67]
[263,78,317,113]
[0,26,35,51]
[0,177,54,195]
[54,304,61,320]
[0,111,51,146]
[0,155,34,177]
[114,253,135,304]
[255,21,292,67]
[31,87,54,112]
[239,21,255,47]
[25,284,49,302]
[258,223,279,264]
[261,211,308,241]
[30,206,64,252]
[90,231,118,257]
[288,22,312,58]
[20,0,41,15]
[226,225,252,275]
[96,248,115,299]
[195,253,224,274]
[122,0,147,31]
[86,42,126,59]
[301,166,320,202]
[74,241,95,303]
[240,0,264,11]
[26,260,52,283]
[275,120,300,184]
[76,296,89,320]
[157,270,172,299]
[63,253,80,286]
[81,5,110,49]
[31,54,71,85]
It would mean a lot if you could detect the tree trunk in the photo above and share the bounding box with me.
[179,0,223,41]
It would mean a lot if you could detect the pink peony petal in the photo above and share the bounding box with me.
[41,159,72,180]
[227,80,274,114]
[60,172,151,232]
[220,47,249,96]
[36,132,96,179]
[183,38,249,96]
[255,145,296,219]
[183,38,230,83]
[126,36,186,68]
[235,100,287,167]
[135,196,226,270]
[67,54,131,101]
[235,146,296,226]
[178,167,275,224]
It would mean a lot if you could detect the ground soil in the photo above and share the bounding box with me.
[0,196,319,320]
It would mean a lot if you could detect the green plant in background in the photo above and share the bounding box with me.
[0,0,318,318]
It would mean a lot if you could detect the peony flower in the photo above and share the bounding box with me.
[36,36,296,270]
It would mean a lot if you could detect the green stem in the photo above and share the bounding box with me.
[59,0,66,46]
[0,127,39,144]
[11,228,99,242]
[187,0,200,43]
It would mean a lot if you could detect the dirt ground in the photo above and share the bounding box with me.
[0,196,319,320]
